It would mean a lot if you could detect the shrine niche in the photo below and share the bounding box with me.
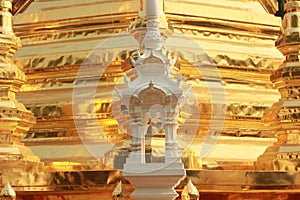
[129,85,168,163]
[138,83,167,106]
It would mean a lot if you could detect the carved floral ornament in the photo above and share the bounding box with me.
[147,19,160,28]
[128,82,179,108]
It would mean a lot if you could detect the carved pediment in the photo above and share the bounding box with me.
[138,84,166,106]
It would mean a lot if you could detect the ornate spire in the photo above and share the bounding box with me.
[129,0,173,46]
[255,0,300,171]
[130,0,175,70]
[143,0,163,50]
[0,0,41,172]
[0,0,24,85]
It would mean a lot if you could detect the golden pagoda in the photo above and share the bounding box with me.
[12,0,283,171]
[2,0,300,199]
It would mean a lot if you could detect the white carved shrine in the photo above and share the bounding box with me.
[118,0,188,199]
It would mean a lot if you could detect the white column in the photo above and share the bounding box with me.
[165,122,180,163]
[146,0,160,18]
[127,121,144,163]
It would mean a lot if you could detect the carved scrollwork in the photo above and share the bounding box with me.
[147,19,160,28]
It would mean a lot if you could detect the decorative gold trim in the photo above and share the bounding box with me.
[258,0,278,14]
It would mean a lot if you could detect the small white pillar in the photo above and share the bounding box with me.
[127,122,144,163]
[165,122,180,163]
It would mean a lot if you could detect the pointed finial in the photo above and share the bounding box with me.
[181,180,199,200]
[0,0,12,11]
[178,86,192,108]
[149,80,154,88]
[1,183,16,199]
[130,0,172,66]
[115,87,123,99]
[177,73,182,85]
[0,0,14,37]
[130,56,137,67]
[112,181,129,200]
[123,75,130,87]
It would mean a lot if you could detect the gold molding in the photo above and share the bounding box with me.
[257,0,278,14]
[12,0,34,15]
